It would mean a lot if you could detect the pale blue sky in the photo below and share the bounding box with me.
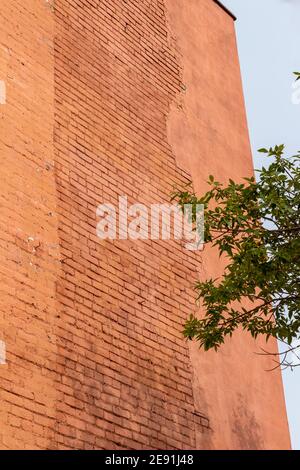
[223,0,300,451]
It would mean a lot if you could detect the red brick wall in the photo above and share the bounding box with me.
[0,0,290,450]
[0,0,60,449]
[53,0,207,450]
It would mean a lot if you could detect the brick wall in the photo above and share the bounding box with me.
[0,0,290,450]
[53,0,208,450]
[0,0,60,449]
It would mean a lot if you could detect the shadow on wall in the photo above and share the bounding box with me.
[232,394,264,450]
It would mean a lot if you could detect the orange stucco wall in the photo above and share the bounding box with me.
[166,0,290,449]
[0,0,290,449]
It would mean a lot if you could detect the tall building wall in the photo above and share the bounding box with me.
[0,0,290,449]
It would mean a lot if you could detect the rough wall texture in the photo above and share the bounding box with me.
[0,0,290,449]
[0,0,61,449]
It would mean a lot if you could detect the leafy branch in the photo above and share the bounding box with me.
[172,144,300,368]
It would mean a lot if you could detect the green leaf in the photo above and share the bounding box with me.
[171,143,300,368]
[293,72,300,81]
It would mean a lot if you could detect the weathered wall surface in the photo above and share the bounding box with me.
[0,0,61,449]
[165,0,290,450]
[0,0,290,449]
[53,0,207,450]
